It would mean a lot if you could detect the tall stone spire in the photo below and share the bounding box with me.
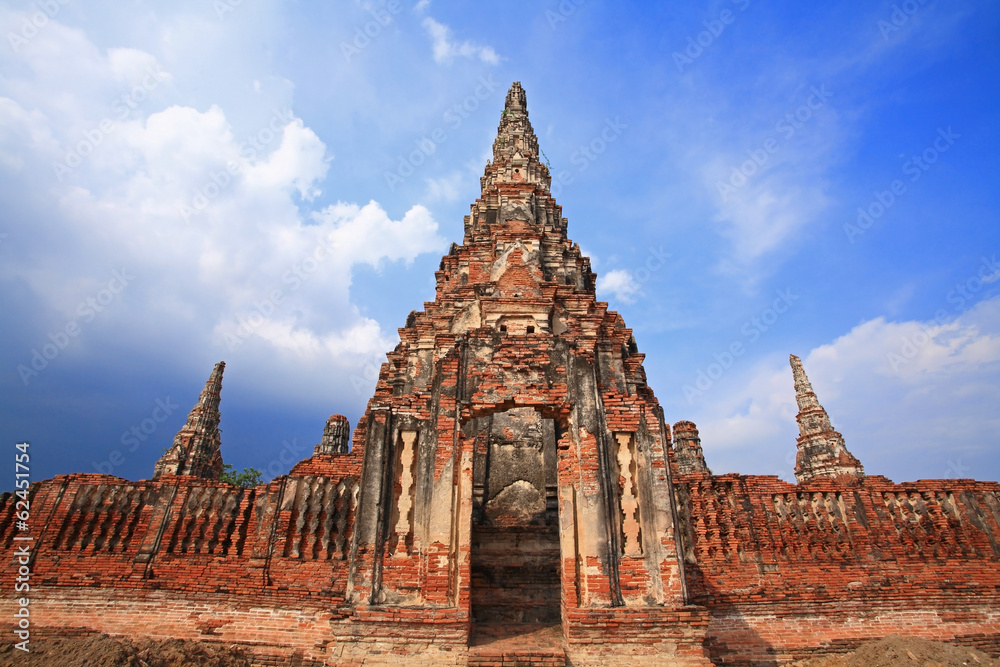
[154,361,225,480]
[315,414,351,455]
[789,355,863,484]
[454,80,594,304]
[673,421,711,474]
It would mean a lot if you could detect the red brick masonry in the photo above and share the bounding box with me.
[3,82,998,665]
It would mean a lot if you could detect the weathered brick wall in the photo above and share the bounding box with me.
[0,464,360,602]
[706,606,1000,665]
[0,587,342,664]
[675,471,1000,662]
[562,605,712,665]
[5,463,999,665]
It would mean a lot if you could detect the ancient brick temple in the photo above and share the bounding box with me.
[2,83,999,665]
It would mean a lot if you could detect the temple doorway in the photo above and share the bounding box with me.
[468,407,562,627]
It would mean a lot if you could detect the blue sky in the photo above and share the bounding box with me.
[1,0,998,486]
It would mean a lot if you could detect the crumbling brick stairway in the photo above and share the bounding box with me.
[468,623,566,667]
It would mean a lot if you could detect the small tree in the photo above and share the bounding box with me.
[221,464,263,488]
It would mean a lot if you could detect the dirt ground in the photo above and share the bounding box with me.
[788,635,998,667]
[0,633,250,666]
[0,632,996,666]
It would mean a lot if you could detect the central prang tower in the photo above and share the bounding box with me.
[343,82,705,657]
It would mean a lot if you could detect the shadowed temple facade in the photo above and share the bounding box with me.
[2,83,999,666]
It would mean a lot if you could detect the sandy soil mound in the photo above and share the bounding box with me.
[789,634,998,667]
[0,633,251,666]
[1,631,996,666]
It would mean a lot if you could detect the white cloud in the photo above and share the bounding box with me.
[414,0,431,13]
[122,104,236,179]
[688,296,1000,482]
[421,17,499,65]
[710,181,830,268]
[0,22,447,407]
[314,200,445,269]
[597,269,640,304]
[251,315,393,359]
[686,98,844,279]
[0,97,59,171]
[244,119,330,200]
[107,47,172,88]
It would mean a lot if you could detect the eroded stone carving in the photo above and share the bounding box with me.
[392,430,417,555]
[790,354,865,484]
[153,362,225,480]
[615,433,642,556]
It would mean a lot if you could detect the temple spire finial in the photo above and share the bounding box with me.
[789,355,864,484]
[504,81,526,112]
[481,81,549,195]
[153,361,226,480]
